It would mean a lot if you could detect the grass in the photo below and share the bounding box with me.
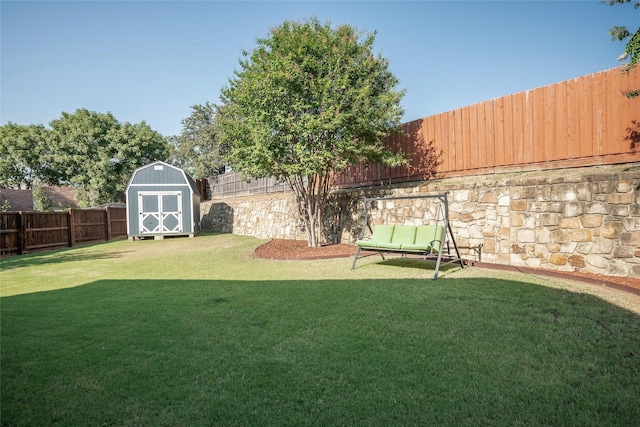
[1,233,639,426]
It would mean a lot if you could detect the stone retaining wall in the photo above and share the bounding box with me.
[201,164,640,278]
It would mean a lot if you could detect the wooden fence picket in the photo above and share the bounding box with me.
[0,207,127,257]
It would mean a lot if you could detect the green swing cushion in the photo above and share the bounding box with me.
[377,225,416,249]
[355,224,444,252]
[393,225,417,244]
[402,225,444,252]
[355,224,395,248]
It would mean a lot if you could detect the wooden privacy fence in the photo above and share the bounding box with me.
[195,178,209,201]
[0,207,127,256]
[207,174,291,199]
[335,66,640,187]
[205,66,639,198]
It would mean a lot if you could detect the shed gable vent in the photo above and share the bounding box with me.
[154,165,164,171]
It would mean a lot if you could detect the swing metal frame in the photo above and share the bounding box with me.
[351,192,465,280]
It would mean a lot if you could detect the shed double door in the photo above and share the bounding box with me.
[138,192,183,234]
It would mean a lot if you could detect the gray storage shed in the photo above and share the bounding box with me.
[126,161,201,240]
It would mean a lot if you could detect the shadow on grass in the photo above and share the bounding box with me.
[0,231,227,271]
[377,257,461,273]
[2,278,639,426]
[0,246,132,271]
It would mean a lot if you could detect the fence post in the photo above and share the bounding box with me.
[105,207,112,241]
[17,212,24,255]
[21,212,27,254]
[68,208,76,247]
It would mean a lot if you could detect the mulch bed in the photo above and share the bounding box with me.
[255,239,357,260]
[255,239,640,296]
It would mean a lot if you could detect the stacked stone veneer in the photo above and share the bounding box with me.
[201,164,640,278]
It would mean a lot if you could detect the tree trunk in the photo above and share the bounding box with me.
[306,176,320,247]
[286,173,333,248]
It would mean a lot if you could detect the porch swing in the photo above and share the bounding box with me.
[351,192,464,280]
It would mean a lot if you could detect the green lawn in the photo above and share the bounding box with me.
[1,233,639,426]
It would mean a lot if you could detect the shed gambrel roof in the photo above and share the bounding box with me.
[127,161,200,196]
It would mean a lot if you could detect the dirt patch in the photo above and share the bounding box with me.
[255,239,640,297]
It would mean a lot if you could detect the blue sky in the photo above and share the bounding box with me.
[1,1,636,137]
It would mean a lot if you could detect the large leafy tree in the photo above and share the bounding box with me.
[169,102,226,178]
[48,109,169,207]
[219,18,406,247]
[608,0,640,97]
[0,123,58,188]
